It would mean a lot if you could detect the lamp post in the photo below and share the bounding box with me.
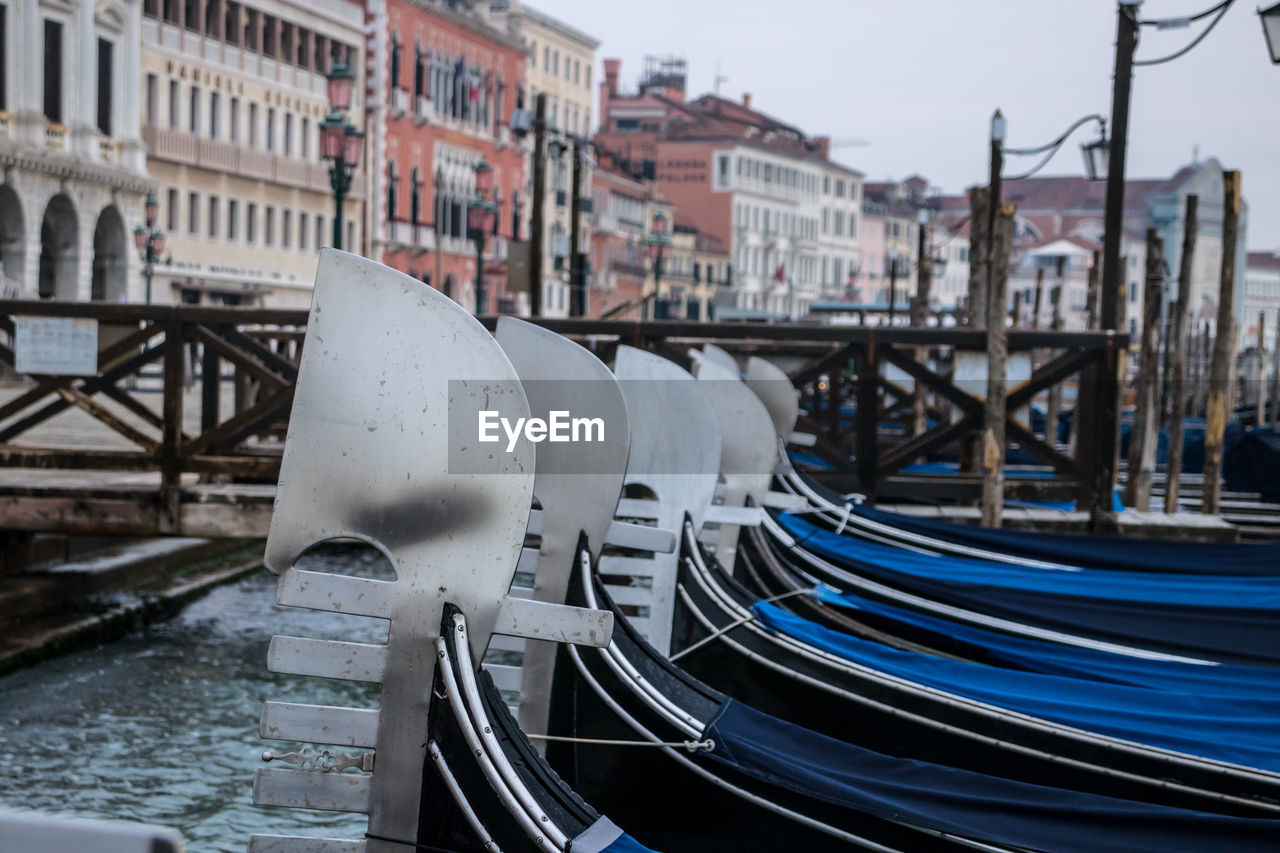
[467,159,497,315]
[321,61,364,251]
[1260,2,1280,63]
[132,192,165,304]
[647,210,670,319]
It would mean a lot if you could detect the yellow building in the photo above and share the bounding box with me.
[502,1,597,317]
[140,0,366,308]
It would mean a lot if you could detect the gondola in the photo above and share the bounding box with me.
[766,506,1280,666]
[420,602,654,853]
[737,520,1280,698]
[777,451,1280,575]
[670,517,1280,816]
[546,540,1280,853]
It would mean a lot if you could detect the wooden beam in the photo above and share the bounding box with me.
[1125,228,1164,511]
[981,203,1015,527]
[1203,171,1241,516]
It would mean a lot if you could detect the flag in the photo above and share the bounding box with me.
[774,264,785,284]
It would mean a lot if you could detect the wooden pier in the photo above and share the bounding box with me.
[0,299,1269,543]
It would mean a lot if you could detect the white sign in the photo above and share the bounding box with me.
[14,316,99,376]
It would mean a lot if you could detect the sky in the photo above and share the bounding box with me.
[531,0,1279,250]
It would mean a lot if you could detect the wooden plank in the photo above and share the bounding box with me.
[879,345,983,416]
[193,324,290,392]
[54,386,159,452]
[248,835,365,853]
[855,343,879,501]
[1006,347,1096,411]
[0,494,159,535]
[876,417,974,477]
[181,386,294,457]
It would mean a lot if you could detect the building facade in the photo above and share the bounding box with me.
[0,0,150,302]
[587,157,666,319]
[1244,251,1280,352]
[502,0,597,317]
[367,0,526,313]
[140,0,365,308]
[595,57,863,320]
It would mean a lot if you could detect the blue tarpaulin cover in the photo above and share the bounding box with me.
[776,513,1280,664]
[810,584,1280,699]
[703,698,1280,852]
[842,498,1280,575]
[751,600,1280,771]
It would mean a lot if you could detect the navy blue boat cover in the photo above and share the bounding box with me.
[752,601,1280,771]
[778,513,1280,664]
[704,698,1280,851]
[810,583,1280,699]
[829,484,1280,575]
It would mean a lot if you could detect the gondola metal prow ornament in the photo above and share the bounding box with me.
[249,252,611,853]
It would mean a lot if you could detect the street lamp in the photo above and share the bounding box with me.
[467,159,497,315]
[132,192,165,304]
[646,210,671,319]
[1261,2,1280,63]
[322,61,364,251]
[1080,131,1111,181]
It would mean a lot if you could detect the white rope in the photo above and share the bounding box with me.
[669,587,808,662]
[526,733,714,752]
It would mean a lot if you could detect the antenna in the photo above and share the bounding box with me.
[714,62,728,95]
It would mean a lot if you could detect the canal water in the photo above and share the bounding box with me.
[0,544,392,852]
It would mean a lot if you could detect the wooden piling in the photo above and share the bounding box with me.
[1044,284,1064,446]
[981,203,1015,528]
[1031,268,1045,330]
[1125,228,1163,511]
[1086,250,1101,330]
[1257,311,1268,427]
[961,188,990,474]
[529,93,548,317]
[1271,308,1280,431]
[1164,194,1198,513]
[1203,170,1241,516]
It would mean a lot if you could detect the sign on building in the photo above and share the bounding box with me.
[14,316,99,376]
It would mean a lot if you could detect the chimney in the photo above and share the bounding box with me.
[742,92,752,110]
[604,58,621,97]
[812,136,830,160]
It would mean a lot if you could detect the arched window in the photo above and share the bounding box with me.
[387,161,398,221]
[390,33,401,89]
[409,167,421,225]
[413,43,424,99]
[511,190,522,241]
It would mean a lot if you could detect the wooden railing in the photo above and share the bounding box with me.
[0,301,307,531]
[0,302,1126,529]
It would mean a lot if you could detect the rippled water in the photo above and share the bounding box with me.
[0,545,392,852]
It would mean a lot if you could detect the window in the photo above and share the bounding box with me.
[248,102,258,146]
[387,161,398,219]
[835,179,846,198]
[225,1,240,45]
[42,19,63,122]
[543,46,549,71]
[246,203,257,242]
[207,196,218,237]
[834,211,844,236]
[168,80,179,129]
[347,220,355,252]
[265,206,274,245]
[299,212,308,250]
[315,214,324,248]
[230,97,240,142]
[823,176,830,194]
[166,188,179,231]
[188,191,199,234]
[227,200,238,240]
[189,86,200,134]
[145,74,158,126]
[283,113,292,155]
[301,117,309,158]
[585,65,591,87]
[96,39,113,135]
[282,210,291,248]
[553,50,559,76]
[209,91,219,139]
[266,107,275,150]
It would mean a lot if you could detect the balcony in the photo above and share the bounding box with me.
[391,87,410,118]
[415,96,433,126]
[98,137,121,165]
[143,126,352,196]
[44,123,67,155]
[387,221,412,250]
[411,224,435,255]
[610,260,647,280]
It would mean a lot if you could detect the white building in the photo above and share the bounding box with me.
[0,0,150,301]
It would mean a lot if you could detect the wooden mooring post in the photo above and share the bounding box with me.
[980,203,1015,527]
[1203,170,1241,516]
[1125,228,1163,511]
[1257,311,1267,428]
[1164,194,1198,513]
